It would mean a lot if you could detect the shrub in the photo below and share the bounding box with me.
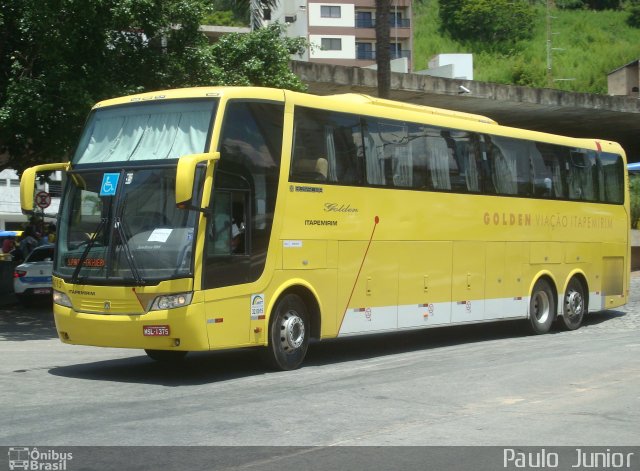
[627,5,640,28]
[439,0,536,45]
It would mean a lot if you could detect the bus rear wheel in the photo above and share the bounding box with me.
[529,278,556,334]
[559,278,586,331]
[263,293,309,371]
[145,349,188,363]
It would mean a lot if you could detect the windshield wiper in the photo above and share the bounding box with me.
[114,194,145,285]
[114,218,144,285]
[71,217,107,284]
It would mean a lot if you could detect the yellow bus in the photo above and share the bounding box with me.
[20,87,629,370]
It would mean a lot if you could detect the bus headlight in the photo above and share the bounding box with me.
[150,292,193,311]
[53,290,73,308]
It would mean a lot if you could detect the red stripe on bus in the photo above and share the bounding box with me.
[339,216,380,332]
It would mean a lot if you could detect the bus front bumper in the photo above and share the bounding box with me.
[53,302,209,351]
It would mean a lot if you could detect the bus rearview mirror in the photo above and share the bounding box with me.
[20,162,70,214]
[175,152,220,208]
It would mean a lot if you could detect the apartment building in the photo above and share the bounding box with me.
[266,0,413,72]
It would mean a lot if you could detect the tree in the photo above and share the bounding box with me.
[439,0,535,46]
[375,0,391,98]
[207,24,307,90]
[0,0,210,172]
[209,0,281,30]
[0,1,306,172]
[628,4,640,28]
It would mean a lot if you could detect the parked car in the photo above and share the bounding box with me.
[13,244,54,304]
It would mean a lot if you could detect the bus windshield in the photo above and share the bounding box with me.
[55,167,201,284]
[73,99,216,165]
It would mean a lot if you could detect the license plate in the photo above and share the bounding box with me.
[33,288,52,294]
[143,325,170,336]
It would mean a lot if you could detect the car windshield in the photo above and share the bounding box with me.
[26,246,54,263]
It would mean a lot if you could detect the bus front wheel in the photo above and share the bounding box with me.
[559,278,586,330]
[263,293,309,371]
[145,349,188,363]
[529,279,556,334]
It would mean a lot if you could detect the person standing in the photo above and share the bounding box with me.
[20,227,39,259]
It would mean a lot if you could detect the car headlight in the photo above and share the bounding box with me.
[150,292,193,311]
[53,290,73,308]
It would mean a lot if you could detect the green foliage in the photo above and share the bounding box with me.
[627,4,640,27]
[586,0,622,9]
[0,0,210,171]
[0,2,307,172]
[207,24,307,91]
[439,0,536,46]
[414,1,640,93]
[202,10,246,27]
[556,0,588,9]
[556,0,623,8]
[631,175,640,229]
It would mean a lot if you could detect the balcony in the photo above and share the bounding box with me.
[356,50,412,60]
[391,18,410,28]
[354,18,411,28]
[356,50,375,60]
[391,49,411,60]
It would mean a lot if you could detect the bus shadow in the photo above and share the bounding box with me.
[48,309,627,386]
[581,309,628,327]
[0,302,57,341]
[305,308,628,366]
[48,348,270,386]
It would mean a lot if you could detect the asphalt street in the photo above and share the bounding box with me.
[0,274,639,449]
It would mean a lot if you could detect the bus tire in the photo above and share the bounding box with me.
[529,278,555,334]
[559,277,586,331]
[144,349,188,363]
[263,293,309,371]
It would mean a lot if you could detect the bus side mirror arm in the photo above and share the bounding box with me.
[175,152,220,209]
[20,162,70,214]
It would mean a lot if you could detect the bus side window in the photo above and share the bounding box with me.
[599,152,624,204]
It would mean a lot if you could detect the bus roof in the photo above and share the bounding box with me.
[326,93,498,125]
[90,86,624,156]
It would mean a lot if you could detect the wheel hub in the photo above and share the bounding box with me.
[532,291,550,323]
[566,291,584,317]
[281,312,305,351]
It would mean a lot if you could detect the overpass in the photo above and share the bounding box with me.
[291,61,640,163]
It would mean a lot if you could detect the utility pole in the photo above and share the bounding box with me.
[546,0,574,88]
[375,0,391,98]
[546,0,555,87]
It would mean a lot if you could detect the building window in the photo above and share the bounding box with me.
[9,179,20,187]
[356,11,374,28]
[356,42,375,60]
[263,8,271,20]
[321,6,341,18]
[321,38,342,51]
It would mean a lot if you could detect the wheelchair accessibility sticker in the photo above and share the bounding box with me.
[100,173,120,196]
